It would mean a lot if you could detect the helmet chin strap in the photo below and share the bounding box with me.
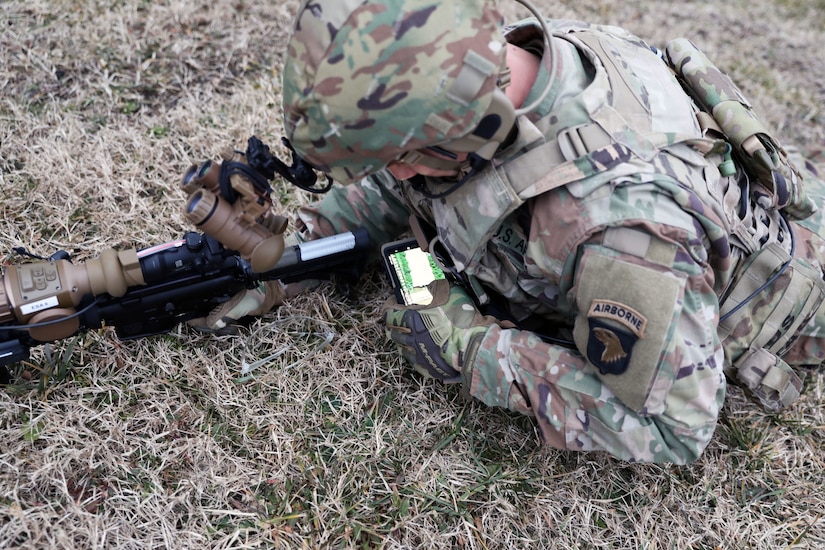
[410,152,489,199]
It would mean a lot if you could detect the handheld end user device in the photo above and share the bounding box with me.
[382,239,446,305]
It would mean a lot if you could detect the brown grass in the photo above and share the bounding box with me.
[0,0,823,548]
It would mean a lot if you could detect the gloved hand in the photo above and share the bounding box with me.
[187,280,285,335]
[383,279,495,383]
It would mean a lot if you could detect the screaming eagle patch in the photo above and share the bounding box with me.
[586,318,638,375]
[586,300,648,376]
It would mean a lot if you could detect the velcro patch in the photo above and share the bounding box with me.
[572,245,684,414]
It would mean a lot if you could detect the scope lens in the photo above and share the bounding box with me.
[182,166,198,187]
[186,192,202,214]
[197,160,212,179]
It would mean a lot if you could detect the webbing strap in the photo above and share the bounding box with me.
[733,348,803,411]
[501,30,701,200]
[717,243,789,340]
[767,269,825,355]
[502,123,623,199]
[718,244,824,411]
[750,265,806,350]
[557,124,614,160]
[447,50,498,106]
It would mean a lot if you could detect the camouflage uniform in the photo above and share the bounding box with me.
[285,15,825,463]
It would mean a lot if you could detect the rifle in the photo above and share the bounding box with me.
[0,135,359,384]
[0,228,370,384]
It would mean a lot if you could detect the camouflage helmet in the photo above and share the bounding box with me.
[282,0,512,185]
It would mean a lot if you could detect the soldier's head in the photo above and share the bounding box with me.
[281,0,518,186]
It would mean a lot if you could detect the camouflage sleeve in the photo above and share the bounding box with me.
[290,170,412,259]
[467,230,727,464]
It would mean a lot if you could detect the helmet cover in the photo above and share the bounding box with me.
[282,0,506,184]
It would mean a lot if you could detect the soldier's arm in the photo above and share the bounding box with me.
[467,228,727,464]
[291,170,412,259]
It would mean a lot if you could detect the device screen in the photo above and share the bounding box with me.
[383,242,445,305]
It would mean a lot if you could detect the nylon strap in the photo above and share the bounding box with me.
[766,263,825,355]
[733,348,803,411]
[717,242,789,341]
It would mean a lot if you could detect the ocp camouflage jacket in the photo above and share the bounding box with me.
[290,19,825,464]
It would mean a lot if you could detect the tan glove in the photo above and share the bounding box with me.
[187,280,286,335]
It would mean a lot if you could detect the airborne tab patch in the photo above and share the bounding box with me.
[588,299,647,337]
[586,318,637,375]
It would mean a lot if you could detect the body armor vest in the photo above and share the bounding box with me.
[403,21,824,410]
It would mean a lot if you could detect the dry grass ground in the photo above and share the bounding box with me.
[0,0,823,548]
